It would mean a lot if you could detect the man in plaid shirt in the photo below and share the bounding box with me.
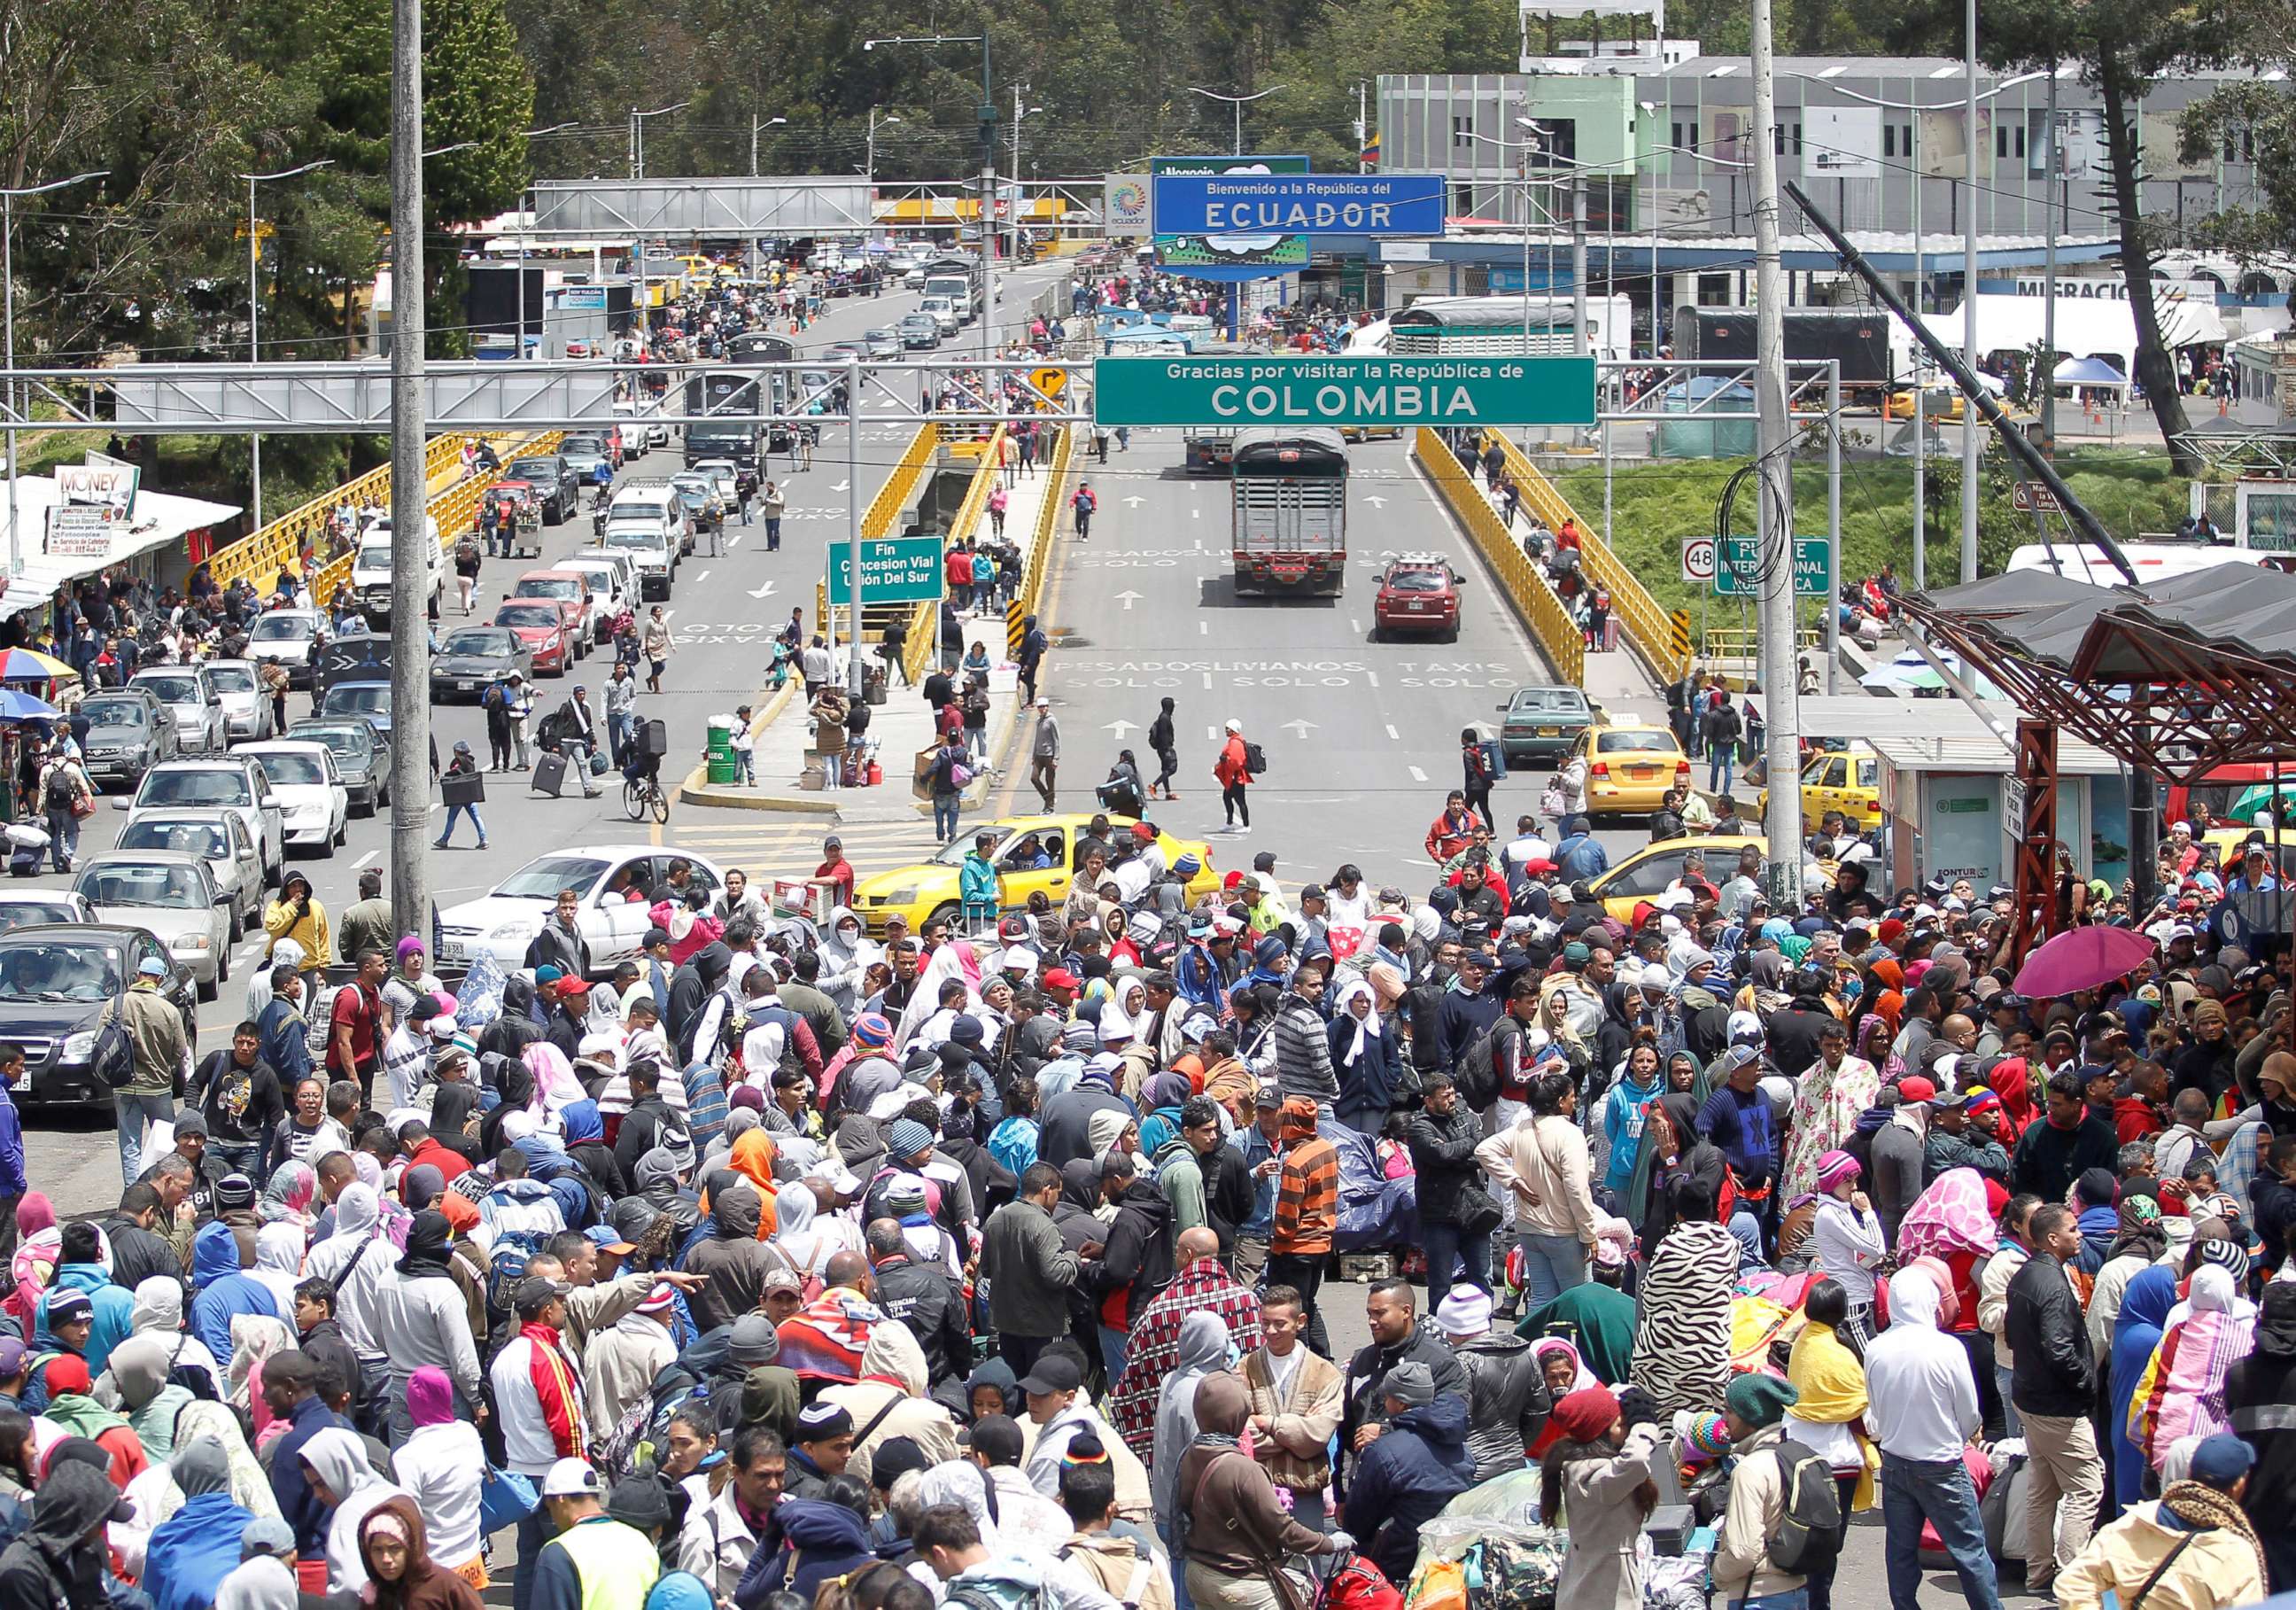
[1108,1225,1264,1456]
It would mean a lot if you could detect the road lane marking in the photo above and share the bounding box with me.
[695,571,710,583]
[1408,766,1428,782]
[353,851,378,868]
[1366,672,1380,688]
[1385,725,1400,740]
[1198,620,1208,635]
[1351,618,1362,633]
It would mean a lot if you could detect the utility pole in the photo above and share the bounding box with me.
[1911,117,1925,589]
[2040,66,2059,458]
[1749,0,1803,902]
[1356,82,1369,174]
[388,0,430,950]
[1571,180,1588,358]
[1960,0,1982,582]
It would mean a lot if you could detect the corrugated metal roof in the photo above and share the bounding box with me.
[1792,696,2123,774]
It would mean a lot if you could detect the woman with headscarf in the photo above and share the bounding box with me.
[1783,1279,1876,1610]
[259,1160,318,1233]
[1807,1152,1887,1349]
[1179,1371,1342,1610]
[388,1365,486,1589]
[1628,1181,1738,1418]
[2226,1281,2296,1585]
[249,1221,305,1318]
[2109,1265,2180,1513]
[94,1333,192,1458]
[360,1492,483,1610]
[1542,1384,1664,1610]
[299,1425,409,1594]
[562,1098,629,1202]
[1136,1071,1196,1157]
[144,1438,256,1610]
[1324,980,1400,1139]
[1524,1337,1602,1457]
[1598,1042,1664,1202]
[128,1274,224,1402]
[1630,1092,1725,1245]
[523,1040,586,1121]
[2132,1261,2258,1474]
[7,1194,60,1338]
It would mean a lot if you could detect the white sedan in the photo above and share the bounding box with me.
[235,742,349,857]
[437,846,731,977]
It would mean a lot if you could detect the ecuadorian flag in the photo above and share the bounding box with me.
[1361,131,1380,170]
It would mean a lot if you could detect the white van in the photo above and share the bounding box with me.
[350,512,443,621]
[601,517,679,601]
[923,273,973,323]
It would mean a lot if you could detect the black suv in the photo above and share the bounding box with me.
[505,454,579,524]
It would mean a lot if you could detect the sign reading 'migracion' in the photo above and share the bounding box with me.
[1091,355,1598,429]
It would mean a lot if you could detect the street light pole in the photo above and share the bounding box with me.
[0,170,105,579]
[388,0,430,971]
[629,99,688,182]
[1186,86,1287,157]
[239,159,333,533]
[751,115,785,178]
[1961,0,1982,581]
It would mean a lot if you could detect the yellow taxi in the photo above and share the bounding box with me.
[1339,424,1403,442]
[1571,720,1694,818]
[1589,835,1769,922]
[849,814,1222,937]
[1882,384,1964,422]
[1759,745,1881,828]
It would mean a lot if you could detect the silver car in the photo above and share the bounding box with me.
[122,758,284,890]
[71,852,229,1001]
[128,665,225,754]
[113,812,264,940]
[202,658,273,744]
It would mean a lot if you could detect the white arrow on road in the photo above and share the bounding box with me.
[1123,496,1145,508]
[1364,495,1388,509]
[746,579,779,599]
[1115,590,1142,611]
[831,480,849,492]
[1102,719,1138,738]
[1281,719,1319,738]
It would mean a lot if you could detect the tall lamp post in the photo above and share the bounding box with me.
[516,123,578,360]
[865,35,996,359]
[750,115,786,178]
[1010,94,1044,267]
[238,159,334,533]
[629,100,689,181]
[1186,85,1288,157]
[865,109,900,261]
[1,169,105,579]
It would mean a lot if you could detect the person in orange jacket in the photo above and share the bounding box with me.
[1214,719,1253,835]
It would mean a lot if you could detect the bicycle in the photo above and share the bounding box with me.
[623,770,671,824]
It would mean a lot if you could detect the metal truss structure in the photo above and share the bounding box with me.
[2167,428,2296,478]
[531,179,874,237]
[21,358,1092,433]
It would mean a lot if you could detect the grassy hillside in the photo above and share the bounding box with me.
[1547,446,2191,626]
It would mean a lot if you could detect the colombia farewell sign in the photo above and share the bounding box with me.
[1091,355,1597,429]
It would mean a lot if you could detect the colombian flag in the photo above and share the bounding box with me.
[1360,132,1380,170]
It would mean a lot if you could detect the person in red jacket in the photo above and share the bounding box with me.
[1214,719,1253,834]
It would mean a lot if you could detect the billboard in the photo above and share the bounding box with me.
[1150,154,1309,272]
[1102,175,1152,238]
[1152,173,1445,237]
[56,455,139,519]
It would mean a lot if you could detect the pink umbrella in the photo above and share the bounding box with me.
[2012,923,2158,999]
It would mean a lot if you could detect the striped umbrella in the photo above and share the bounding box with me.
[0,688,57,722]
[0,648,76,684]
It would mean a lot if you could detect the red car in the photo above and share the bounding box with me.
[493,599,571,675]
[1373,553,1462,642]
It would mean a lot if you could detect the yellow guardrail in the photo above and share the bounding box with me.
[1485,432,1687,683]
[1702,625,1821,663]
[1416,429,1584,688]
[1007,424,1075,656]
[896,425,1009,684]
[310,432,562,610]
[211,433,471,593]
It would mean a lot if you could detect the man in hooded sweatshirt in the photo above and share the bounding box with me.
[818,1317,962,1483]
[1082,1151,1175,1381]
[189,1217,278,1369]
[0,1458,130,1607]
[1150,1312,1234,1530]
[1341,1360,1474,1587]
[684,1183,780,1335]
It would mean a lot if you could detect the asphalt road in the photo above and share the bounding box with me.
[984,428,1668,891]
[21,259,1075,1219]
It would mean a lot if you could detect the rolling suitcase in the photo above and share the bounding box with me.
[531,752,569,797]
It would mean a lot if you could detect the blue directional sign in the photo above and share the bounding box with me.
[1152,173,1447,237]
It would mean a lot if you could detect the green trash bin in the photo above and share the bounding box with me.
[706,715,739,785]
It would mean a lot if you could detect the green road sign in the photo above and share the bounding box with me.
[826,537,946,606]
[1714,534,1834,597]
[1091,355,1597,429]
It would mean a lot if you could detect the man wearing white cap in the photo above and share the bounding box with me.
[1435,1282,1547,1481]
[530,1458,658,1610]
[582,1279,681,1434]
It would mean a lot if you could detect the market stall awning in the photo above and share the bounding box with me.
[0,478,241,619]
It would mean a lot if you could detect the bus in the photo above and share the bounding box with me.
[1230,429,1348,595]
[727,331,802,451]
[683,369,762,469]
[1389,294,1633,362]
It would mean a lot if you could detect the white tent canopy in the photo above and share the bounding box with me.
[2053,354,2131,388]
[0,477,242,618]
[1900,293,2227,380]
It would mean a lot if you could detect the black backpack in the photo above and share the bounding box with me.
[1454,1018,1502,1109]
[1762,1436,1845,1576]
[42,767,75,813]
[1242,739,1268,775]
[89,1000,137,1091]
